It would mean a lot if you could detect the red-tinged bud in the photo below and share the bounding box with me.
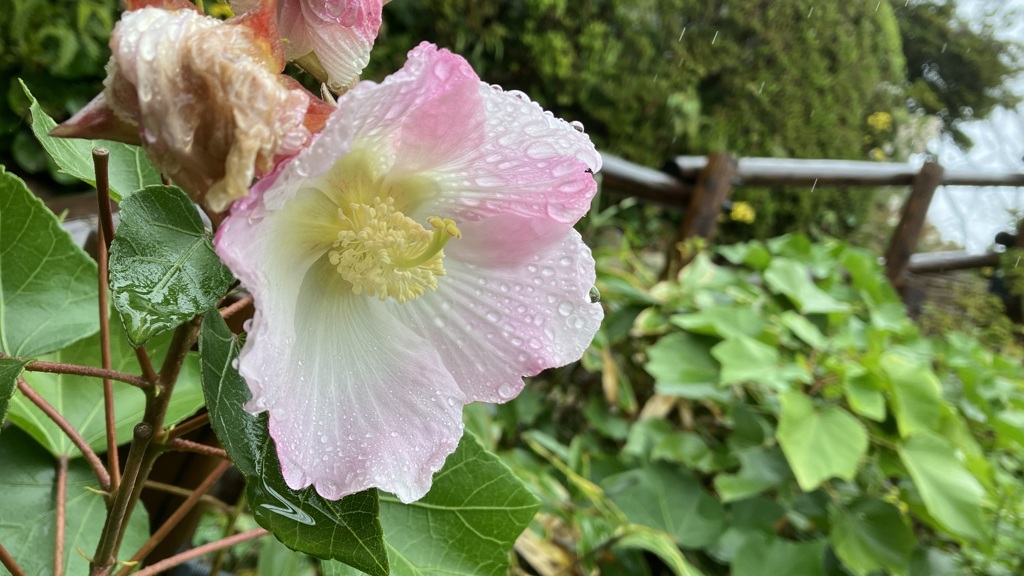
[51,6,334,213]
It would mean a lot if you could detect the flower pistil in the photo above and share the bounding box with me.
[328,197,461,302]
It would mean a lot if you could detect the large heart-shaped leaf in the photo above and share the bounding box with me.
[830,497,915,575]
[5,321,205,457]
[109,186,234,346]
[776,390,868,491]
[0,427,149,575]
[325,433,541,576]
[0,167,98,358]
[199,312,389,576]
[603,463,726,548]
[21,80,161,201]
[898,432,988,541]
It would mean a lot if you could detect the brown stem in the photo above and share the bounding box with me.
[16,379,110,490]
[165,438,228,460]
[115,461,232,575]
[93,148,114,253]
[109,318,203,568]
[130,529,268,576]
[90,423,153,576]
[142,481,233,513]
[4,358,149,388]
[0,541,26,576]
[219,294,253,319]
[54,456,69,576]
[98,224,120,490]
[166,412,209,441]
[134,348,160,388]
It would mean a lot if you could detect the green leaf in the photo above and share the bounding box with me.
[259,535,317,576]
[842,364,886,422]
[776,391,868,491]
[330,435,541,576]
[0,167,98,358]
[614,524,706,576]
[603,463,726,548]
[881,353,943,437]
[6,320,205,457]
[779,310,827,349]
[109,186,234,346]
[0,358,27,431]
[711,336,780,388]
[375,433,540,576]
[199,313,389,576]
[714,446,790,503]
[733,537,826,576]
[830,497,915,576]
[764,258,849,314]
[0,427,149,575]
[671,306,764,339]
[645,332,725,400]
[897,432,988,541]
[21,80,162,201]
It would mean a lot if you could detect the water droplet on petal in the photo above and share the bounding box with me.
[558,302,573,316]
[589,286,601,303]
[498,383,516,399]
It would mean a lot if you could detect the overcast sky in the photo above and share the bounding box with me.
[925,0,1024,252]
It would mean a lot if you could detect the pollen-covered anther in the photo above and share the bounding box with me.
[328,197,459,302]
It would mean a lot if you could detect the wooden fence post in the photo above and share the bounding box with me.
[884,161,944,291]
[665,152,736,278]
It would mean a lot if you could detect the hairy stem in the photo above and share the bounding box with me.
[165,439,228,460]
[142,480,233,513]
[97,223,120,490]
[0,356,149,388]
[0,542,26,576]
[54,456,69,576]
[166,412,210,441]
[219,294,253,319]
[16,379,110,490]
[90,423,153,576]
[93,148,114,252]
[131,529,268,576]
[115,461,232,575]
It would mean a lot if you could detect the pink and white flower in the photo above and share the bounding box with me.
[215,42,603,502]
[230,0,384,91]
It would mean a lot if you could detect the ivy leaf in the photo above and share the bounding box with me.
[21,80,161,201]
[327,433,541,576]
[881,353,943,437]
[764,258,848,314]
[830,497,915,575]
[0,427,149,575]
[199,313,389,576]
[671,306,764,339]
[0,167,98,358]
[5,321,205,457]
[733,537,827,576]
[898,432,988,541]
[109,185,234,346]
[645,332,725,400]
[603,463,726,548]
[776,391,868,491]
[714,446,790,503]
[0,358,28,432]
[711,336,781,388]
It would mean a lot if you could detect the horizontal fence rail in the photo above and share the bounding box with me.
[598,152,1024,296]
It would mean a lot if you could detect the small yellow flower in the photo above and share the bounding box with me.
[867,111,893,132]
[869,148,886,161]
[730,201,756,224]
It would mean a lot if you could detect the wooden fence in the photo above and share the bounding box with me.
[599,152,1024,289]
